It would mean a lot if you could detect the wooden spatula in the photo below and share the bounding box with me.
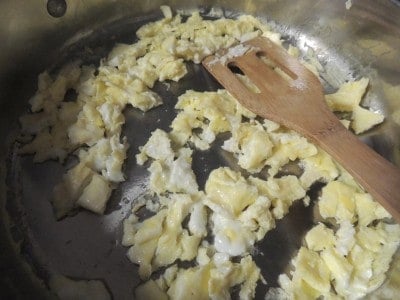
[202,36,400,223]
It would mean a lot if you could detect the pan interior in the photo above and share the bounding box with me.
[5,7,398,299]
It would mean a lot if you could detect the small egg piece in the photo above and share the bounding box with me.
[76,174,112,214]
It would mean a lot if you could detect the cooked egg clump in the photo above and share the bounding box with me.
[205,167,276,256]
[135,252,261,300]
[276,174,398,300]
[49,274,111,300]
[325,77,385,134]
[122,192,207,279]
[136,129,198,195]
[18,5,396,300]
[171,89,255,150]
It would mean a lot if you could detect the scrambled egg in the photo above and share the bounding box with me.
[299,149,339,189]
[351,105,385,134]
[49,274,111,300]
[325,78,369,112]
[137,129,198,195]
[122,192,207,279]
[222,121,273,173]
[206,167,258,217]
[205,167,275,256]
[52,162,95,219]
[325,77,385,134]
[19,5,397,300]
[171,89,255,150]
[135,253,261,300]
[319,180,391,225]
[277,174,398,300]
[279,221,400,300]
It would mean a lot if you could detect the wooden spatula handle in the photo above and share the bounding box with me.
[316,124,400,222]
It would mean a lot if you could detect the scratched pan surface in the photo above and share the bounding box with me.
[1,0,400,299]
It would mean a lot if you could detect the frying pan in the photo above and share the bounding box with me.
[1,0,400,298]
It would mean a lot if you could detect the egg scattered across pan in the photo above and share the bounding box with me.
[18,5,399,300]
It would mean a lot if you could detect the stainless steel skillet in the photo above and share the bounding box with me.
[1,0,400,298]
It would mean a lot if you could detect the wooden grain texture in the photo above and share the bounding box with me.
[203,36,400,223]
